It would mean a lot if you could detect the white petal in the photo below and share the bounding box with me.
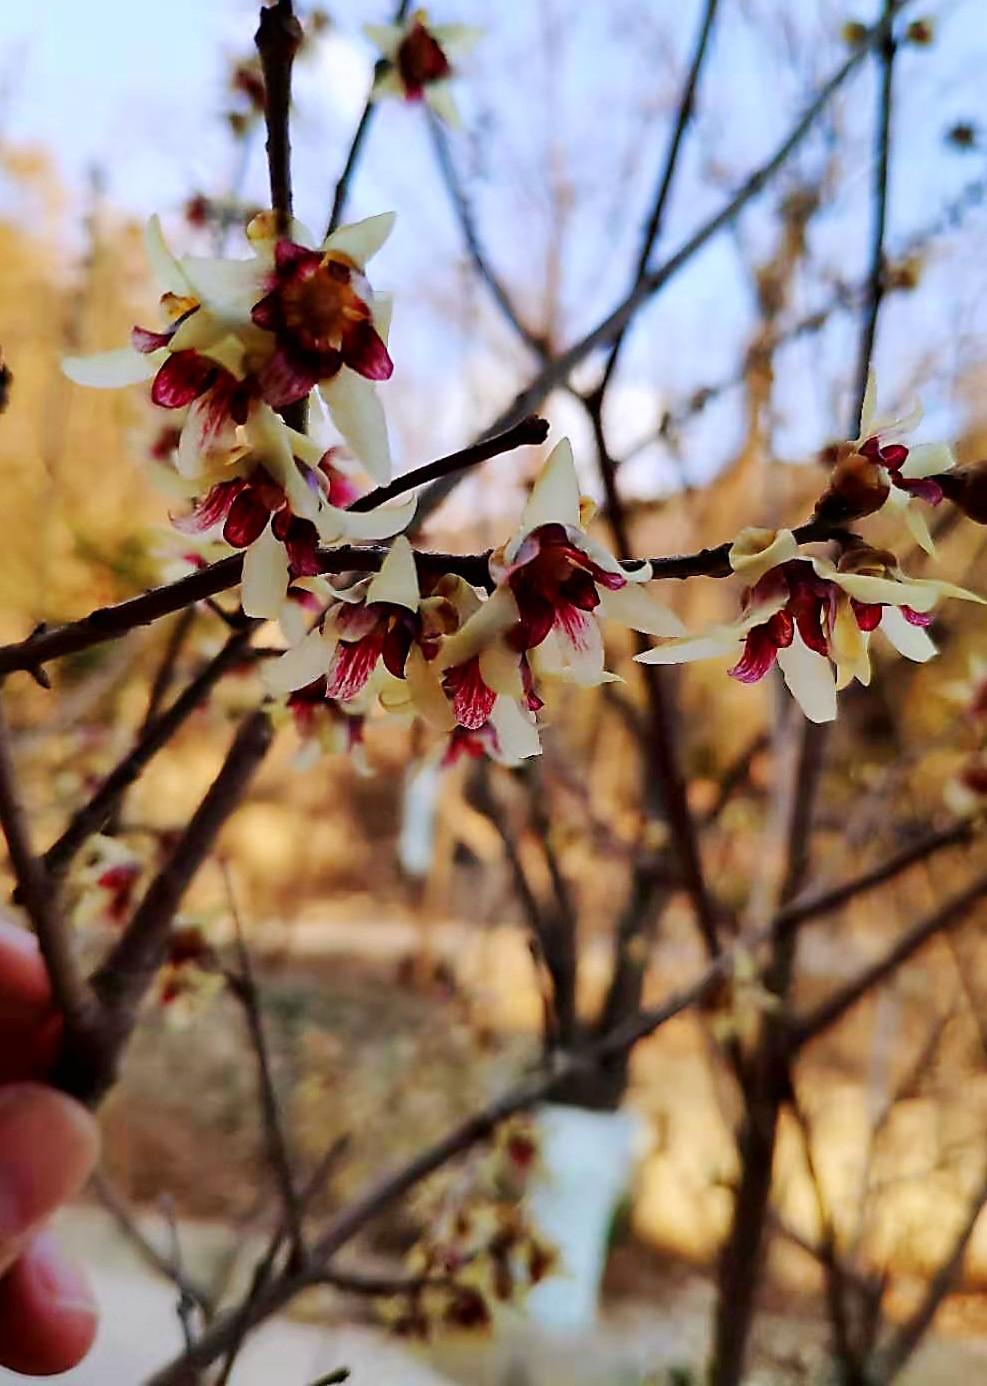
[372,293,394,344]
[371,68,405,99]
[425,82,461,129]
[179,256,264,321]
[145,215,191,295]
[436,587,518,670]
[367,535,419,610]
[489,697,541,762]
[320,370,391,483]
[478,642,524,700]
[913,576,986,605]
[405,647,455,731]
[318,495,416,545]
[598,582,685,637]
[831,599,872,689]
[364,23,403,58]
[776,637,838,723]
[263,629,332,694]
[242,527,290,620]
[62,347,161,388]
[431,24,483,55]
[519,438,581,535]
[546,609,607,685]
[636,630,740,665]
[903,502,936,556]
[880,607,937,663]
[857,368,877,440]
[729,527,799,585]
[169,308,228,353]
[822,568,938,612]
[901,442,954,479]
[249,406,319,521]
[323,212,396,268]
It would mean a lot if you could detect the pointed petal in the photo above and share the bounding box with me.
[436,587,519,670]
[323,212,396,268]
[367,535,419,610]
[831,598,872,688]
[373,293,394,343]
[263,628,333,694]
[880,606,937,662]
[478,642,524,700]
[405,647,456,731]
[903,502,936,556]
[729,527,799,585]
[598,582,685,637]
[549,604,607,685]
[431,24,483,55]
[62,346,161,388]
[179,256,265,321]
[912,576,986,605]
[242,526,290,619]
[316,495,416,545]
[489,697,541,762]
[250,405,320,522]
[518,438,581,537]
[857,368,877,440]
[776,637,837,723]
[424,81,461,129]
[320,369,391,482]
[144,215,191,296]
[822,568,939,612]
[637,630,742,665]
[364,23,403,58]
[902,441,954,480]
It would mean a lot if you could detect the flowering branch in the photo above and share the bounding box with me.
[415,0,913,523]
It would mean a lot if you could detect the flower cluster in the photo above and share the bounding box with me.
[640,526,982,724]
[379,1116,555,1339]
[264,440,684,764]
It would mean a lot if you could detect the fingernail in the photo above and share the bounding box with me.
[0,1086,101,1242]
[24,1232,98,1318]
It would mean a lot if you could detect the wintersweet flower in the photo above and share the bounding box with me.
[485,438,685,686]
[366,10,480,127]
[169,409,415,619]
[63,210,397,482]
[816,372,955,554]
[637,528,984,723]
[263,536,429,702]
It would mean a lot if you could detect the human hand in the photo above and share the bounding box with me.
[0,919,99,1375]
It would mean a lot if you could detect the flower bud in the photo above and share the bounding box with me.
[938,462,987,524]
[813,444,890,523]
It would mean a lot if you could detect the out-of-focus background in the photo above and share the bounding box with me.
[4,1,987,1382]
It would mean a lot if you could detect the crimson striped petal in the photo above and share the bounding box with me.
[171,478,244,534]
[151,350,217,408]
[223,489,273,548]
[341,320,394,381]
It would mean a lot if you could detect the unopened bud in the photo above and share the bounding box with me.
[814,445,889,523]
[938,462,987,524]
[906,18,935,45]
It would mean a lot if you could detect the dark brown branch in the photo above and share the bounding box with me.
[773,819,976,938]
[255,0,301,233]
[349,415,549,513]
[140,608,197,734]
[870,1166,987,1382]
[597,0,721,395]
[148,944,739,1383]
[323,0,412,237]
[51,709,274,1105]
[426,112,547,355]
[223,866,305,1263]
[0,519,853,680]
[415,1,911,523]
[701,732,769,828]
[790,868,987,1051]
[850,2,896,429]
[42,628,255,883]
[0,698,98,1032]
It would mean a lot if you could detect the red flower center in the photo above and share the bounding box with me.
[397,22,451,93]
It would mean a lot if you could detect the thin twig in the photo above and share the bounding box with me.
[323,0,412,238]
[349,415,549,513]
[0,698,97,1031]
[255,0,301,234]
[415,0,912,523]
[223,864,305,1264]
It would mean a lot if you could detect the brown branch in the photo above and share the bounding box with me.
[223,865,305,1263]
[147,944,739,1383]
[870,1166,987,1383]
[141,608,197,734]
[701,732,769,828]
[415,0,911,523]
[850,3,896,429]
[426,111,547,355]
[0,698,98,1033]
[0,518,852,681]
[790,868,987,1052]
[596,0,721,395]
[349,415,549,513]
[42,627,255,883]
[323,0,411,237]
[256,0,301,233]
[773,819,976,938]
[51,709,274,1105]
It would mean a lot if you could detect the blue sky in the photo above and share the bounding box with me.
[5,1,987,512]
